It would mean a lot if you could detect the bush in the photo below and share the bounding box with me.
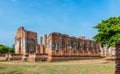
[0,44,9,54]
[0,44,15,54]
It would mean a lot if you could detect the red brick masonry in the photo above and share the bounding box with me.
[7,27,101,61]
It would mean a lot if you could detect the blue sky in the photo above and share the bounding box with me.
[0,0,120,47]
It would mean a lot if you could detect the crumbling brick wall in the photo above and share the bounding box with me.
[46,32,101,61]
[15,27,38,55]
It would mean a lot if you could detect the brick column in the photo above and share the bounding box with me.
[44,34,47,48]
[115,41,120,74]
[43,34,47,54]
[40,37,43,54]
[40,37,43,46]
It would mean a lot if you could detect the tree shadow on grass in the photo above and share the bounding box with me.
[0,67,22,74]
[0,66,6,69]
[0,71,22,74]
[9,71,22,74]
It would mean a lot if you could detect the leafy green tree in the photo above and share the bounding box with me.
[0,44,15,54]
[0,44,9,54]
[93,16,120,47]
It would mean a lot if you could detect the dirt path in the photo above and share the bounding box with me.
[0,58,113,66]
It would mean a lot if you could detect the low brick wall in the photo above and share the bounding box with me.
[5,53,101,62]
[0,54,5,57]
[6,54,22,60]
[28,53,48,62]
[47,55,101,61]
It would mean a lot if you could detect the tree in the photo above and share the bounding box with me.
[0,44,15,54]
[93,16,120,47]
[0,44,9,54]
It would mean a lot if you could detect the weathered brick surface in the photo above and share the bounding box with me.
[115,41,120,74]
[15,27,38,55]
[28,53,47,62]
[46,32,101,61]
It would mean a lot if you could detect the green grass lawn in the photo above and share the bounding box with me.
[0,58,115,74]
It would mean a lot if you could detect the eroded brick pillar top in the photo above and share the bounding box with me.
[40,37,43,45]
[44,34,47,48]
[79,36,85,40]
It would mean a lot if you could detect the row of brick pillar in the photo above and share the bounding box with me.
[46,32,100,57]
[39,35,47,54]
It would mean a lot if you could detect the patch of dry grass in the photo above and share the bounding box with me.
[0,58,115,74]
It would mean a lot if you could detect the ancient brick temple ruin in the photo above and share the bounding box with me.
[7,27,101,61]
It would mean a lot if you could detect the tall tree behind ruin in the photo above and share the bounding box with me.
[93,16,120,47]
